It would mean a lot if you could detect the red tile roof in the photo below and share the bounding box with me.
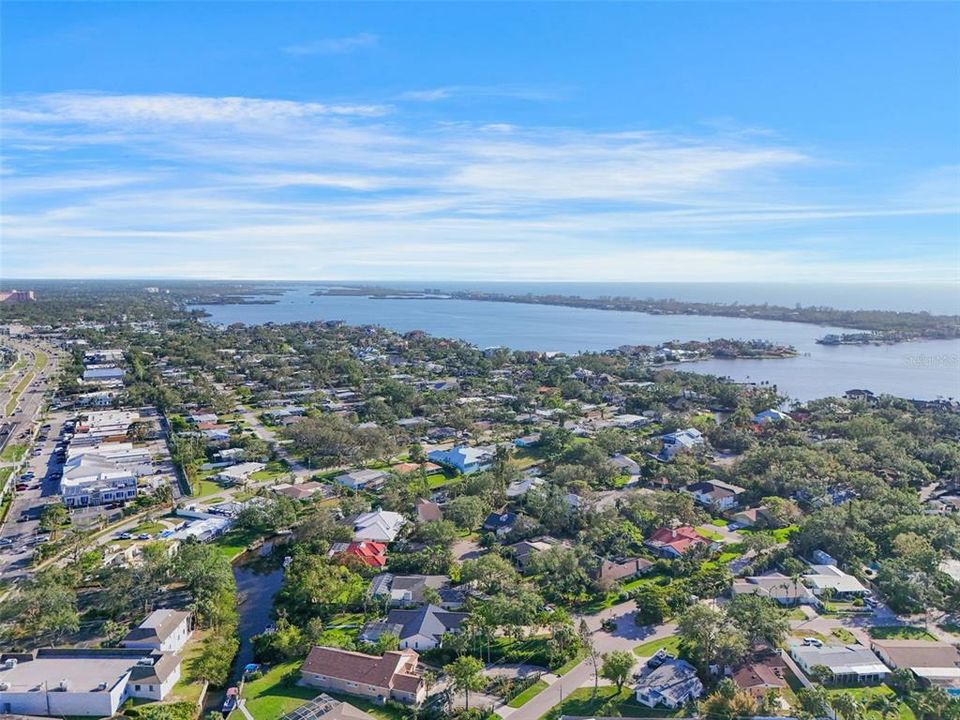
[647,526,708,553]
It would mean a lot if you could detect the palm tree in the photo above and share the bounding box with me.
[830,692,862,720]
[869,694,901,720]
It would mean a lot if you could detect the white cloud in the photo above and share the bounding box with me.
[3,92,389,126]
[282,32,378,55]
[2,90,956,282]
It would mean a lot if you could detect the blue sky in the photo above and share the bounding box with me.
[2,2,958,282]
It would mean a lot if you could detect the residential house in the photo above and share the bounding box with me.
[644,526,709,558]
[330,542,388,568]
[731,656,788,699]
[684,479,746,511]
[803,565,869,599]
[513,434,541,448]
[385,605,469,651]
[610,453,641,476]
[634,658,704,709]
[508,538,559,573]
[592,556,654,584]
[427,446,493,475]
[335,469,388,491]
[869,640,960,689]
[506,476,545,498]
[414,498,443,523]
[369,574,451,607]
[300,647,426,705]
[731,574,817,606]
[273,481,330,501]
[790,645,889,685]
[352,510,407,542]
[657,428,705,461]
[121,609,192,654]
[752,409,790,424]
[277,694,377,720]
[0,648,181,717]
[483,511,519,537]
[216,462,265,485]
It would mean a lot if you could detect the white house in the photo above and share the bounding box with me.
[353,510,407,542]
[658,428,705,461]
[634,658,703,709]
[684,479,747,510]
[803,564,870,598]
[121,609,192,654]
[216,462,265,485]
[753,408,790,424]
[790,645,889,685]
[335,469,388,491]
[0,649,181,717]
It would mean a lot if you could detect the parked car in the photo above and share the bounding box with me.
[137,533,151,540]
[118,532,133,540]
[802,637,823,647]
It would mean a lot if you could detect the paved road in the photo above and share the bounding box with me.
[496,600,677,720]
[0,339,64,580]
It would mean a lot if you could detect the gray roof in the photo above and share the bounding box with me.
[280,694,377,720]
[122,609,191,644]
[635,658,704,705]
[791,645,889,675]
[386,604,468,642]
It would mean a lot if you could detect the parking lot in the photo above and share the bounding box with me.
[0,409,73,580]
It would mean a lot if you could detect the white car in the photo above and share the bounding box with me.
[802,637,823,647]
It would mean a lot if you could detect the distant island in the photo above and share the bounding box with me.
[313,286,960,342]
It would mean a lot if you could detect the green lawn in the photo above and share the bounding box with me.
[825,685,915,719]
[131,520,168,536]
[634,634,682,658]
[213,527,262,561]
[244,661,408,720]
[868,626,937,641]
[540,686,685,720]
[788,608,808,621]
[709,518,729,527]
[425,472,453,489]
[507,679,549,708]
[0,444,27,462]
[169,631,209,704]
[191,479,224,498]
[788,629,832,646]
[695,527,724,542]
[830,627,857,644]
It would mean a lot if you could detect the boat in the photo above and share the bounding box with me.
[222,687,239,714]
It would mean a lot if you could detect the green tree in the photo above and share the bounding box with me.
[700,678,758,720]
[443,655,485,710]
[727,593,789,647]
[600,650,635,692]
[39,503,69,539]
[633,585,669,625]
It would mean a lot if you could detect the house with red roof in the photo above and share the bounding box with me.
[329,541,388,568]
[644,526,710,558]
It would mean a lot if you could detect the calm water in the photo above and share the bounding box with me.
[195,286,960,401]
[232,556,284,679]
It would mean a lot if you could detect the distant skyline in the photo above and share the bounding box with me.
[2,2,959,282]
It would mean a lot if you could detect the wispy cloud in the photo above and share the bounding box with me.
[2,90,957,282]
[282,32,378,56]
[399,84,568,103]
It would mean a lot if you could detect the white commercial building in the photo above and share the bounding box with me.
[0,649,181,717]
[60,454,137,508]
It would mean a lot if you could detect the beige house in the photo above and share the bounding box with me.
[301,647,426,705]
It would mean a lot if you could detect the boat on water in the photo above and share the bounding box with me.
[222,687,238,714]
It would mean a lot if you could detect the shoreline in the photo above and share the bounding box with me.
[309,285,959,343]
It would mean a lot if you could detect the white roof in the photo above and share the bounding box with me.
[353,510,406,542]
[804,565,868,593]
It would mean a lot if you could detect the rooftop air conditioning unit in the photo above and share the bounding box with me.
[2,659,17,670]
[58,678,70,691]
[0,681,9,690]
[96,682,108,691]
